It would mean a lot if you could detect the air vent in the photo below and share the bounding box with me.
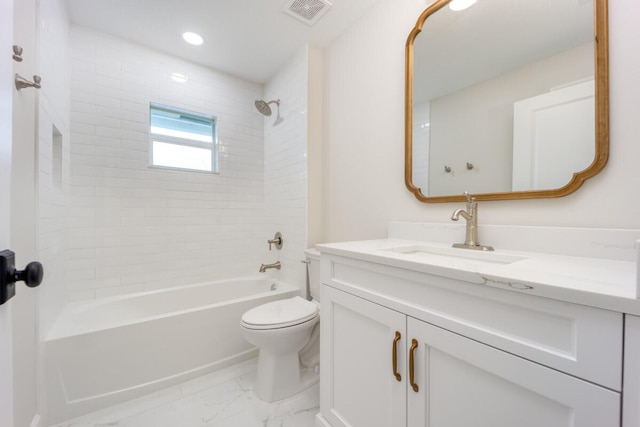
[283,0,333,26]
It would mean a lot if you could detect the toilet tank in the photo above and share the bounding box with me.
[304,248,321,300]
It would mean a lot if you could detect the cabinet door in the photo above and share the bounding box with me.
[407,317,620,427]
[321,285,406,427]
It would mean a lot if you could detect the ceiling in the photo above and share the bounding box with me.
[63,0,384,84]
[412,0,595,103]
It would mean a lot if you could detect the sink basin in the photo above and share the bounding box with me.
[382,245,527,265]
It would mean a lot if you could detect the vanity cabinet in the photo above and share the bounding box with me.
[319,254,623,427]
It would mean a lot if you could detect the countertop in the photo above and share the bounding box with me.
[317,239,640,315]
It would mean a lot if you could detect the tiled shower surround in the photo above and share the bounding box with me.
[66,27,308,301]
[263,48,310,286]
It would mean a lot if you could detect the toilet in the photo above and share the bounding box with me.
[240,248,321,402]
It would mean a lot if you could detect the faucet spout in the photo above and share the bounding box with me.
[450,192,493,251]
[451,208,472,222]
[259,261,281,273]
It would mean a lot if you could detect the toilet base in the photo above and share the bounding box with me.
[254,350,319,402]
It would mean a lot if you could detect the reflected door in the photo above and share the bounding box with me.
[512,80,595,191]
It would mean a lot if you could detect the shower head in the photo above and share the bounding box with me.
[255,99,280,117]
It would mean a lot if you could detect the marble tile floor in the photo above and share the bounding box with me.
[50,358,319,427]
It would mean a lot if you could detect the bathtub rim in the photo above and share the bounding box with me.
[47,276,299,341]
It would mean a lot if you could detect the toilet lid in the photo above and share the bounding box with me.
[241,296,318,329]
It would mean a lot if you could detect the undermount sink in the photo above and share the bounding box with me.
[382,245,527,265]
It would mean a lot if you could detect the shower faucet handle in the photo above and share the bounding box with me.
[267,232,283,250]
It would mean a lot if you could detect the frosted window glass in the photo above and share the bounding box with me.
[152,141,212,172]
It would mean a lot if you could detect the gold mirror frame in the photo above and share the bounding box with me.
[405,0,609,203]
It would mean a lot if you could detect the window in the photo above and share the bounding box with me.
[149,103,218,173]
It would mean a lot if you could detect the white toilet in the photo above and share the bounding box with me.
[240,248,321,402]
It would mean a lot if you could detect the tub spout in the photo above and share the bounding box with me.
[259,261,281,273]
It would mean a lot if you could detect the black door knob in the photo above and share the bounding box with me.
[0,250,44,305]
[14,261,44,288]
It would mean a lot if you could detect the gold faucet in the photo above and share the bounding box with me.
[451,192,494,251]
[259,261,281,272]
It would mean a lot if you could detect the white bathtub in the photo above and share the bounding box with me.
[45,277,299,424]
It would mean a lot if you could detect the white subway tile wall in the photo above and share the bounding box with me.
[264,48,309,288]
[66,27,278,300]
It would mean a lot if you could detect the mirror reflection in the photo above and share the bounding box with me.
[406,0,608,202]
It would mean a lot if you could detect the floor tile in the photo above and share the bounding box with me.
[49,359,319,427]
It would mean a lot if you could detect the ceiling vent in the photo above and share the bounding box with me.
[283,0,333,26]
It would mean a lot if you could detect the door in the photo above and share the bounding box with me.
[10,0,39,423]
[321,286,406,427]
[512,79,595,191]
[407,317,620,427]
[1,0,16,425]
[1,0,40,425]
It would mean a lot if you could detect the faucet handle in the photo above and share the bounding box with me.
[463,191,475,203]
[267,232,283,250]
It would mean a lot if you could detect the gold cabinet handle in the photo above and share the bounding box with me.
[392,331,402,381]
[409,338,419,392]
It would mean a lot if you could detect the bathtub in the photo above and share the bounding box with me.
[45,277,299,424]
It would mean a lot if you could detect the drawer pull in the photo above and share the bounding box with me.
[409,338,419,392]
[392,331,402,381]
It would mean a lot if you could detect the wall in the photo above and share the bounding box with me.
[38,0,70,339]
[67,27,267,300]
[322,0,640,243]
[307,45,324,249]
[263,47,309,286]
[38,0,71,423]
[412,102,430,191]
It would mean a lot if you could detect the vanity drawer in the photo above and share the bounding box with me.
[322,255,623,391]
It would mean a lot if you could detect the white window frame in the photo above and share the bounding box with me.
[148,103,218,173]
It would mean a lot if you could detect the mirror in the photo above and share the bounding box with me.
[405,0,609,202]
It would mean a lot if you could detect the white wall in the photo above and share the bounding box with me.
[412,101,430,191]
[38,1,71,423]
[263,47,309,286]
[67,27,267,300]
[307,45,324,250]
[38,0,70,339]
[322,0,640,243]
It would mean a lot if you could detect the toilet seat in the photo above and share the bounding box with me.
[241,296,318,330]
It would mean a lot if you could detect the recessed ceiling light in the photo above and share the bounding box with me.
[449,0,477,11]
[170,73,188,83]
[182,32,204,46]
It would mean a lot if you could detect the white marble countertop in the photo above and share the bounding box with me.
[317,238,640,315]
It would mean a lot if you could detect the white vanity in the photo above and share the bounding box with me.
[315,223,640,427]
